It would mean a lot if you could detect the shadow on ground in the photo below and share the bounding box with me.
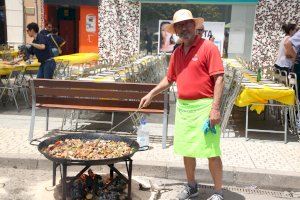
[223,106,299,143]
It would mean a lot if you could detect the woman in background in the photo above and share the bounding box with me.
[274,23,297,73]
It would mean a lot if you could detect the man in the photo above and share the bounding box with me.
[143,28,153,55]
[285,30,300,97]
[48,28,66,57]
[40,22,53,36]
[139,9,224,200]
[26,22,56,79]
[196,24,205,38]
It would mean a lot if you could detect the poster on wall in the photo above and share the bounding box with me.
[157,20,225,56]
[86,14,96,33]
[158,20,179,54]
[202,22,225,56]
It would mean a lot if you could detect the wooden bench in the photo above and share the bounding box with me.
[29,79,170,148]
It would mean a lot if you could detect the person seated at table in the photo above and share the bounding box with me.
[274,23,297,73]
[285,29,300,98]
[40,22,53,36]
[47,28,66,57]
[196,24,205,38]
[26,22,56,79]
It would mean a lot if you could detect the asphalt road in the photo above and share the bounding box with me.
[0,167,299,200]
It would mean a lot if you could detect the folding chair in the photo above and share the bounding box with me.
[53,60,70,80]
[221,71,243,133]
[0,66,27,111]
[288,73,300,139]
[279,70,288,86]
[274,69,280,82]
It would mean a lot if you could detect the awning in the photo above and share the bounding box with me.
[138,0,258,4]
[44,0,98,6]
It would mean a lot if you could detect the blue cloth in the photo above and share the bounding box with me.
[37,59,56,79]
[28,33,53,63]
[202,119,217,135]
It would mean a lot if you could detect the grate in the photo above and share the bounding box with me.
[199,185,294,198]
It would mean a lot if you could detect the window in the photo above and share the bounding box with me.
[140,3,231,55]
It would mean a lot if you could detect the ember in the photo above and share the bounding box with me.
[71,169,127,200]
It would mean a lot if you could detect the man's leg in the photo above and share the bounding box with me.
[184,157,196,185]
[208,156,223,191]
[37,63,45,78]
[176,157,198,200]
[44,60,56,79]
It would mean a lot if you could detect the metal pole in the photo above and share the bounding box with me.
[22,0,26,44]
[162,90,169,149]
[52,162,57,186]
[62,164,67,200]
[128,159,133,200]
[28,80,36,141]
[110,164,114,180]
[245,105,249,141]
[34,0,38,24]
[46,108,49,131]
[284,107,288,143]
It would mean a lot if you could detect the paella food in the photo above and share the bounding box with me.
[42,139,133,160]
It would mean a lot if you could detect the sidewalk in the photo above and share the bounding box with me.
[0,107,300,192]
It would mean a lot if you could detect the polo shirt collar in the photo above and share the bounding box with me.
[179,35,201,51]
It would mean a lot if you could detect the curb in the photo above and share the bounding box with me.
[1,155,300,191]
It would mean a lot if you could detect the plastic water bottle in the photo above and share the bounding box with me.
[137,116,149,151]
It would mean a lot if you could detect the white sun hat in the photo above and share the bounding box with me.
[165,9,204,34]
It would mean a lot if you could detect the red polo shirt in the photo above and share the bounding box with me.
[167,35,224,100]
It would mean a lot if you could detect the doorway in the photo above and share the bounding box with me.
[45,5,79,54]
[0,0,6,44]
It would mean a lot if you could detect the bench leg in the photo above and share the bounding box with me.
[75,111,79,131]
[46,108,49,131]
[111,112,115,129]
[29,105,36,141]
[162,111,169,149]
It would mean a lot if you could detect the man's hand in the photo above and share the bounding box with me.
[209,108,221,127]
[139,93,153,109]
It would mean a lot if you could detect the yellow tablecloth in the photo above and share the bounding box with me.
[54,53,99,65]
[0,53,99,75]
[234,72,295,114]
[224,58,295,114]
[0,60,40,76]
[235,86,295,114]
[0,50,18,58]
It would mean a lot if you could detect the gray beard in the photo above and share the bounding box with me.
[178,32,193,40]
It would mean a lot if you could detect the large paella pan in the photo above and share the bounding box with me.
[37,133,139,165]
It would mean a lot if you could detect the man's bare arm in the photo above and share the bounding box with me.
[284,40,296,59]
[139,76,173,108]
[210,74,224,126]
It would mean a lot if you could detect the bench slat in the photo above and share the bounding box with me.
[33,79,157,92]
[37,104,164,114]
[35,87,164,101]
[36,96,164,110]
